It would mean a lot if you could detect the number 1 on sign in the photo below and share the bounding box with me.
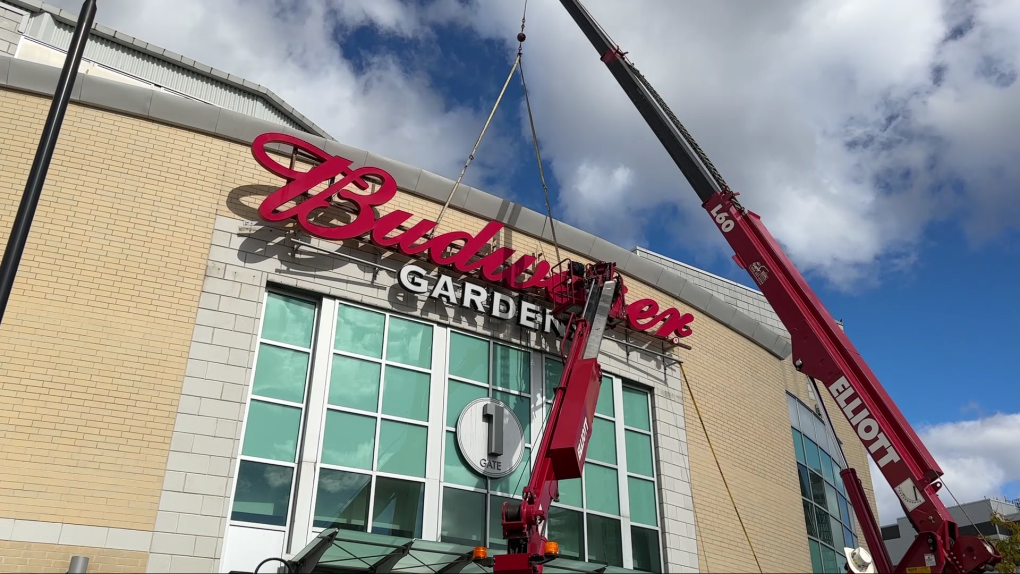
[710,204,735,233]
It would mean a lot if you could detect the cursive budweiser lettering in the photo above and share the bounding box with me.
[251,133,694,340]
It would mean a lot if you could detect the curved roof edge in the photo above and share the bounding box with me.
[0,54,793,360]
[4,0,331,140]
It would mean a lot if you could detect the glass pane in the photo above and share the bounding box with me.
[313,469,370,530]
[449,332,488,383]
[230,460,293,526]
[810,472,827,508]
[793,429,806,464]
[822,547,838,574]
[843,527,854,549]
[586,514,623,567]
[493,344,529,393]
[803,500,818,537]
[838,494,851,525]
[322,410,376,470]
[826,484,840,517]
[815,504,833,545]
[381,366,430,421]
[544,358,563,400]
[335,304,384,358]
[252,344,309,403]
[628,476,658,526]
[328,355,381,412]
[547,507,584,560]
[831,515,845,549]
[557,478,582,508]
[489,495,513,551]
[584,463,620,515]
[798,464,812,499]
[631,526,662,572]
[241,400,301,463]
[446,380,488,428]
[805,438,822,473]
[622,386,650,431]
[371,477,424,538]
[809,539,824,573]
[787,394,800,428]
[494,390,531,440]
[491,447,531,496]
[440,488,484,546]
[443,431,485,488]
[262,292,315,348]
[386,317,432,368]
[626,430,655,477]
[833,460,847,495]
[596,375,615,417]
[587,417,617,465]
[820,451,835,483]
[377,420,427,477]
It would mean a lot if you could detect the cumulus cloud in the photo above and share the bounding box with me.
[870,412,1020,524]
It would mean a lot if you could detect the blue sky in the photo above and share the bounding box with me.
[58,0,1020,521]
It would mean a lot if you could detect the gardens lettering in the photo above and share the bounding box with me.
[251,133,694,341]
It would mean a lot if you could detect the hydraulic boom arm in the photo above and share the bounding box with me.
[557,1,1001,573]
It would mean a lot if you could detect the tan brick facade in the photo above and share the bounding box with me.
[0,87,877,571]
[0,541,146,573]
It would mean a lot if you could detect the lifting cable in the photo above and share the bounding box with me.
[679,362,763,573]
[431,0,564,270]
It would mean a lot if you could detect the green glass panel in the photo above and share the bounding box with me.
[622,386,650,431]
[322,410,376,470]
[625,430,654,477]
[489,495,513,551]
[805,438,823,473]
[798,464,812,499]
[440,488,485,546]
[449,332,489,383]
[231,460,294,526]
[793,428,806,464]
[843,527,853,550]
[628,476,658,526]
[547,506,584,559]
[328,355,381,412]
[381,366,430,422]
[494,391,531,439]
[810,472,827,508]
[631,526,662,572]
[820,450,835,483]
[313,469,370,530]
[809,540,824,573]
[831,515,845,549]
[834,459,847,495]
[584,463,620,515]
[443,431,484,488]
[386,317,433,368]
[587,417,617,465]
[803,500,818,537]
[262,292,315,348]
[446,379,488,427]
[596,375,615,417]
[557,478,582,508]
[586,514,623,567]
[838,494,851,526]
[335,304,384,358]
[252,344,309,404]
[371,477,424,538]
[826,484,840,517]
[491,447,531,495]
[544,358,564,400]
[822,547,838,574]
[377,420,427,477]
[241,400,301,463]
[815,504,833,545]
[493,344,529,393]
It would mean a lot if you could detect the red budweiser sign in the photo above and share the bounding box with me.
[251,133,694,341]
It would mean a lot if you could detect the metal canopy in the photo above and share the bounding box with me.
[285,529,640,574]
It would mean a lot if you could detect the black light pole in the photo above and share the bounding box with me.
[0,0,97,327]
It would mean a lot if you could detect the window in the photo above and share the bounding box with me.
[788,394,857,574]
[228,288,664,571]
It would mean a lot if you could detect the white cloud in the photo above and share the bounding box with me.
[45,0,1020,289]
[870,412,1020,524]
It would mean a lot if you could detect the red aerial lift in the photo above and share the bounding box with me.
[488,1,1005,573]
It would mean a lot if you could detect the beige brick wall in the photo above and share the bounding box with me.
[0,87,876,569]
[0,541,146,573]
